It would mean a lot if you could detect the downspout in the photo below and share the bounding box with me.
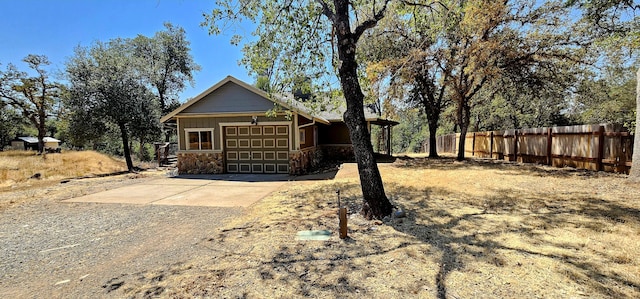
[298,119,316,129]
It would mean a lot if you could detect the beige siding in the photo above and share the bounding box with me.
[182,81,275,113]
[178,115,291,151]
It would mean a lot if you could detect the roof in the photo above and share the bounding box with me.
[16,137,61,143]
[161,75,398,126]
[161,76,329,125]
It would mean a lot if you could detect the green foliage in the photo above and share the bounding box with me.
[66,39,160,170]
[0,106,29,149]
[391,108,429,153]
[572,63,637,127]
[132,23,200,114]
[0,55,62,152]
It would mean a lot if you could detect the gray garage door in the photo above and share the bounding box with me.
[224,125,289,174]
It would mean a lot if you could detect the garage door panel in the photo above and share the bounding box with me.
[277,164,288,173]
[252,164,263,173]
[251,127,262,135]
[238,139,250,148]
[264,164,276,173]
[239,163,251,173]
[225,125,288,174]
[227,151,238,160]
[227,163,239,172]
[276,138,288,148]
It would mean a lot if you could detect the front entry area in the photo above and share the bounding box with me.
[224,125,289,174]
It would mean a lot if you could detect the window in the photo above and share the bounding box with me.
[185,128,214,150]
[299,129,306,144]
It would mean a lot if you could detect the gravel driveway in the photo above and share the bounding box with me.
[0,198,242,298]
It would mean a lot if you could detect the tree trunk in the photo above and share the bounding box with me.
[456,100,471,161]
[119,122,135,172]
[36,111,47,154]
[630,67,640,180]
[333,0,392,219]
[139,137,146,161]
[427,117,439,158]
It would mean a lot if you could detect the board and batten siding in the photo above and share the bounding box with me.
[178,115,292,151]
[182,81,275,114]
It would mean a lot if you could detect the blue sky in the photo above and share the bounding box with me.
[0,0,254,101]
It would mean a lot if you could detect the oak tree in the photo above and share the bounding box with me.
[0,55,61,153]
[204,0,395,218]
[66,39,158,171]
[569,0,639,178]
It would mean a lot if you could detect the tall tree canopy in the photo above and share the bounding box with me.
[569,0,639,179]
[64,24,198,164]
[360,0,583,159]
[204,0,396,219]
[0,55,61,153]
[66,39,158,171]
[132,23,200,114]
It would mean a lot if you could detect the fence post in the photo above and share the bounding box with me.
[597,125,605,172]
[472,132,476,156]
[546,128,552,166]
[513,130,518,162]
[490,131,494,159]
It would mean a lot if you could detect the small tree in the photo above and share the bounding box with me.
[0,55,61,153]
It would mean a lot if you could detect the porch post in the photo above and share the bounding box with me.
[386,125,392,155]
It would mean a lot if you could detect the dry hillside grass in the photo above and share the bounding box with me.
[122,157,640,298]
[0,150,164,210]
[0,150,134,199]
[0,150,128,190]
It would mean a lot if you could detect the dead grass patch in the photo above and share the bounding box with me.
[0,150,165,209]
[114,158,640,298]
[0,150,128,188]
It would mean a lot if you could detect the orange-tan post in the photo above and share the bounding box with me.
[339,207,348,239]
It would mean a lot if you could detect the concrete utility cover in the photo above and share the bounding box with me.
[64,174,290,207]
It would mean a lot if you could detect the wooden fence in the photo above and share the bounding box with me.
[435,124,634,174]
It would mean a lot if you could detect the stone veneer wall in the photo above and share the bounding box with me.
[289,147,323,175]
[177,152,224,174]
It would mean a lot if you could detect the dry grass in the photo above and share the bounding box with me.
[73,157,640,298]
[0,150,128,191]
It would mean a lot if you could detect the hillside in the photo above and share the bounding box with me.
[0,150,129,190]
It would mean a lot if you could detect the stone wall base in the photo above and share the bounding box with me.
[177,152,224,174]
[290,147,323,175]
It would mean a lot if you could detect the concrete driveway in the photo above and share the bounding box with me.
[64,174,291,207]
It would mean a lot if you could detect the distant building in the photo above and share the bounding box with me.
[10,137,61,151]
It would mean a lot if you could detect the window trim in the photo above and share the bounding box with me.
[184,128,215,151]
[299,129,306,144]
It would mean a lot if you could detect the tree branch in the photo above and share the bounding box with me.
[353,0,391,42]
[315,0,336,22]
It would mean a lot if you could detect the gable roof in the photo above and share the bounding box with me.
[161,75,398,126]
[160,76,330,124]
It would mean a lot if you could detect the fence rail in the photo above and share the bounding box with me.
[436,124,634,174]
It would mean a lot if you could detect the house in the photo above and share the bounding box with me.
[160,76,398,175]
[10,137,61,151]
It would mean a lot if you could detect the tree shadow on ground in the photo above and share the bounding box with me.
[120,169,639,298]
[387,181,640,298]
[392,156,623,179]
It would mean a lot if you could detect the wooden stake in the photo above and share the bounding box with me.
[339,207,348,239]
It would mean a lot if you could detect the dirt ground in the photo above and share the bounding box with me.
[118,157,639,298]
[1,157,639,298]
[0,169,244,299]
